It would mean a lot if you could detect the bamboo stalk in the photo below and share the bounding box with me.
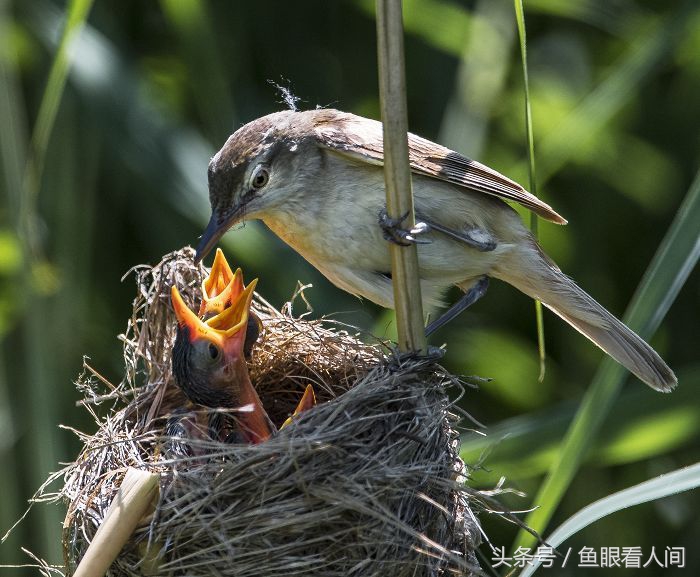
[72,468,159,577]
[376,0,427,354]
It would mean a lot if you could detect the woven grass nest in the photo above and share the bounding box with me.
[59,248,486,576]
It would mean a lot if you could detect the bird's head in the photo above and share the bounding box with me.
[195,109,337,262]
[171,276,258,409]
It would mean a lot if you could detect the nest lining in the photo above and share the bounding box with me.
[57,248,483,576]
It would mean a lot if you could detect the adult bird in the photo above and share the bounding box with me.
[194,108,676,392]
[171,275,273,444]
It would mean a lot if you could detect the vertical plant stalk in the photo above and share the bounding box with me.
[72,468,159,577]
[513,0,546,380]
[376,0,427,354]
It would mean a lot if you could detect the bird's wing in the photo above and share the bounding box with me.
[315,114,567,225]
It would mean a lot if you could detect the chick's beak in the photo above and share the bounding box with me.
[206,278,258,360]
[205,248,235,298]
[199,249,243,318]
[171,275,257,358]
[206,277,271,443]
[281,384,317,429]
[171,285,226,349]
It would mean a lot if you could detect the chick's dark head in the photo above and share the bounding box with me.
[171,279,257,409]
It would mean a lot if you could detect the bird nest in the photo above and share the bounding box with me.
[55,248,484,576]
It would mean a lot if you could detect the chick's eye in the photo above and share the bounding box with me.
[250,166,269,189]
[208,343,220,360]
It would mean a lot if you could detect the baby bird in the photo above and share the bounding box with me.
[171,271,273,444]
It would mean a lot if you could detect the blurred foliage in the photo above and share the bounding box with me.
[0,0,698,574]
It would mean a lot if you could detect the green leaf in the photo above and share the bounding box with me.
[6,0,95,564]
[518,462,700,577]
[22,0,95,258]
[461,366,700,478]
[514,159,700,550]
[513,0,547,381]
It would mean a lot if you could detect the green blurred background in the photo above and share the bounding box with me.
[1,0,698,574]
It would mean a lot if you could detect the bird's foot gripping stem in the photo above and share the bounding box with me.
[425,276,489,336]
[378,209,431,246]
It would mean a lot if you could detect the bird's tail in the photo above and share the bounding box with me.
[494,240,676,392]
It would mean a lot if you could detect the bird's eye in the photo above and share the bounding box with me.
[208,343,220,360]
[250,165,269,189]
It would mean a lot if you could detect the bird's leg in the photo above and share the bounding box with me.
[425,276,489,336]
[378,208,431,246]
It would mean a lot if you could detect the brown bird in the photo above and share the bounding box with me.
[194,108,676,392]
[171,277,273,443]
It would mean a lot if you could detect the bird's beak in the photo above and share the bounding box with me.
[195,212,234,264]
[204,248,235,298]
[199,249,243,318]
[171,285,226,348]
[296,384,316,414]
[171,276,258,360]
[206,278,258,360]
[281,384,317,429]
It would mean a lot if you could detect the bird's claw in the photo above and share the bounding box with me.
[378,209,432,246]
[386,344,446,373]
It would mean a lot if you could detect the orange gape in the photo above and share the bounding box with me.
[198,248,240,317]
[171,264,272,444]
[172,251,318,444]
